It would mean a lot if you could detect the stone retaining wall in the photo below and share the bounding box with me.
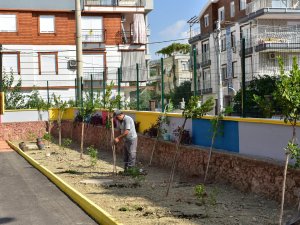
[0,121,47,141]
[51,121,300,205]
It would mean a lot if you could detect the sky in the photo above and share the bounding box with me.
[148,0,205,60]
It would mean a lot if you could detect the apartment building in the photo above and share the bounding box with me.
[149,54,192,94]
[189,0,300,112]
[0,0,153,102]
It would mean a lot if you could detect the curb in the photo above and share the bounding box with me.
[7,141,123,225]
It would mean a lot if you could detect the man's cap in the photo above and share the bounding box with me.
[114,110,123,117]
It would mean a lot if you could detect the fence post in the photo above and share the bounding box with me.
[47,81,50,106]
[193,48,197,96]
[81,77,83,110]
[90,74,93,106]
[102,70,106,107]
[118,67,121,109]
[161,58,164,112]
[241,38,246,118]
[75,78,77,107]
[136,63,140,111]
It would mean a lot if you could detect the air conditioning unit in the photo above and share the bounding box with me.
[232,46,236,53]
[68,60,77,69]
[121,15,126,22]
[268,52,276,60]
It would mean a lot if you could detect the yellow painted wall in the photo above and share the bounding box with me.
[135,111,161,133]
[49,108,76,121]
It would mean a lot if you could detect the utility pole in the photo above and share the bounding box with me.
[216,20,224,114]
[75,0,83,103]
[136,63,140,111]
[193,48,197,96]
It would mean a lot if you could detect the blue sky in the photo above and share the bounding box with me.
[148,0,205,59]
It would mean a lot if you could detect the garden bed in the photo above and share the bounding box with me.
[18,140,295,225]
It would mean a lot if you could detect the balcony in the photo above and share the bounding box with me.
[246,0,300,15]
[85,0,145,6]
[201,80,213,94]
[254,25,300,52]
[82,29,105,43]
[200,52,211,67]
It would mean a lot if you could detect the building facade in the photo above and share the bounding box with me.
[149,54,192,94]
[189,0,300,113]
[0,0,153,102]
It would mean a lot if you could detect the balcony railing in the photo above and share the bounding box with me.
[246,0,300,14]
[85,0,145,6]
[83,69,104,80]
[82,29,105,43]
[201,52,211,67]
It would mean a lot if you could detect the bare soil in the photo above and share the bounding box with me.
[19,140,296,225]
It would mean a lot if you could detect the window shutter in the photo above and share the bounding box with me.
[2,54,18,74]
[0,15,17,32]
[40,15,55,33]
[41,54,56,74]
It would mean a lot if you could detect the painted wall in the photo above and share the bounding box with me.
[239,122,300,161]
[192,119,239,153]
[2,110,48,123]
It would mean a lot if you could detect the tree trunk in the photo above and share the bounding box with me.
[149,129,160,166]
[204,118,220,183]
[80,122,85,159]
[166,118,187,197]
[279,125,296,225]
[111,115,117,174]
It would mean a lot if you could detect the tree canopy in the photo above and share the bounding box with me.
[156,43,191,57]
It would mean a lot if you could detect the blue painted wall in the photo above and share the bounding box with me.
[192,119,239,153]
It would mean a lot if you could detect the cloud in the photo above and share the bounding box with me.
[159,20,188,39]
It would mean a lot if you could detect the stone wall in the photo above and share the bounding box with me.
[0,121,47,141]
[52,121,300,205]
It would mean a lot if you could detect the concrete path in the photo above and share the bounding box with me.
[0,142,98,225]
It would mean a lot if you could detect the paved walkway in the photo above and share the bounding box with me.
[0,141,98,225]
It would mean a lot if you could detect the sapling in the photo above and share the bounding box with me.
[101,82,121,174]
[275,57,300,225]
[87,145,98,167]
[166,96,214,196]
[52,93,68,147]
[204,106,233,183]
[62,138,72,150]
[149,100,173,166]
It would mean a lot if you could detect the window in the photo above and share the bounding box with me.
[40,15,55,33]
[83,54,104,79]
[39,53,58,75]
[202,41,210,62]
[245,56,253,81]
[241,25,251,48]
[82,16,104,42]
[221,65,227,80]
[232,61,238,78]
[240,0,246,10]
[181,61,189,71]
[203,69,211,89]
[204,14,209,27]
[218,7,225,22]
[230,1,235,17]
[231,31,236,47]
[2,53,20,75]
[221,36,226,51]
[0,15,17,32]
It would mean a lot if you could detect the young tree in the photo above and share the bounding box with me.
[52,94,68,147]
[166,96,214,196]
[26,88,46,121]
[101,82,121,173]
[2,70,25,109]
[275,57,300,225]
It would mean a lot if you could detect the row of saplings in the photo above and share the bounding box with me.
[36,59,299,225]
